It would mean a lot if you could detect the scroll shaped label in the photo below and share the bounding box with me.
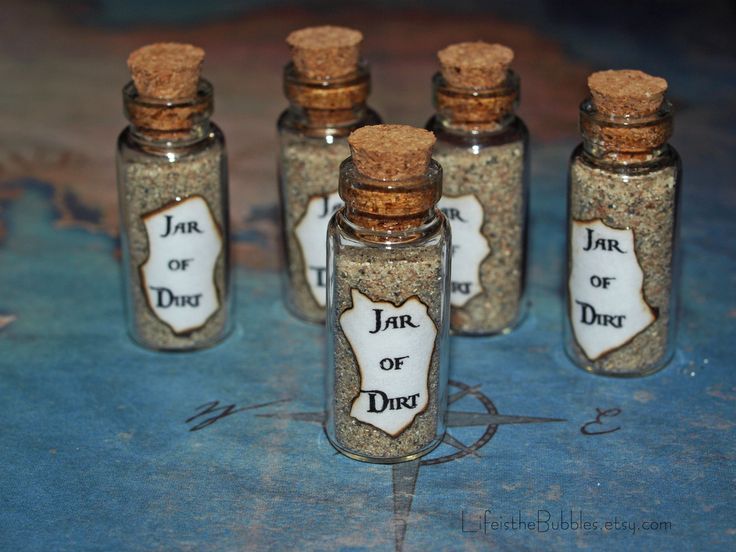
[569,219,656,360]
[140,196,222,334]
[439,194,491,307]
[340,290,437,437]
[295,191,343,307]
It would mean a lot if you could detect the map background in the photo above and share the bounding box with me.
[1,1,734,550]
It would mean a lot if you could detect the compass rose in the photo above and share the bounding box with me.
[258,380,564,551]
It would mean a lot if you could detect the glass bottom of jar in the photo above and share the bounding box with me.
[565,344,675,378]
[126,322,234,352]
[282,279,327,325]
[284,298,326,325]
[325,430,443,464]
[450,300,529,337]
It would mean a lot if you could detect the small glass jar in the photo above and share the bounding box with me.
[427,70,529,335]
[116,79,232,350]
[565,92,681,376]
[278,62,381,323]
[326,157,451,463]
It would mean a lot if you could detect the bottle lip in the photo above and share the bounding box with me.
[123,78,214,111]
[123,78,214,145]
[432,69,519,99]
[338,157,442,237]
[432,70,519,133]
[283,60,371,124]
[580,97,673,127]
[579,97,673,161]
[339,157,442,188]
[283,60,370,88]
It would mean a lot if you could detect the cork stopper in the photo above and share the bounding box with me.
[287,26,362,79]
[438,42,514,89]
[342,125,440,235]
[128,43,205,100]
[582,69,672,161]
[124,43,211,139]
[434,42,517,131]
[348,124,436,180]
[588,69,668,117]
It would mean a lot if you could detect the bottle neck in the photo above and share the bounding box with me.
[338,158,442,243]
[123,79,214,147]
[579,98,673,165]
[432,70,519,134]
[284,61,371,134]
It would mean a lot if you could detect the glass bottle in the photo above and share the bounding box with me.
[427,49,529,336]
[325,126,451,463]
[565,70,680,376]
[278,58,381,324]
[117,71,232,351]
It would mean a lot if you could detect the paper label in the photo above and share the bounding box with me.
[295,191,343,307]
[340,290,437,437]
[569,219,657,360]
[439,194,491,307]
[140,195,223,334]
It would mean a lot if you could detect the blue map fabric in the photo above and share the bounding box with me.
[2,152,735,551]
[1,3,735,551]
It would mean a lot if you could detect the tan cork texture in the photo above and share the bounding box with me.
[588,69,668,117]
[348,124,436,180]
[438,41,514,89]
[287,26,362,79]
[128,43,205,100]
